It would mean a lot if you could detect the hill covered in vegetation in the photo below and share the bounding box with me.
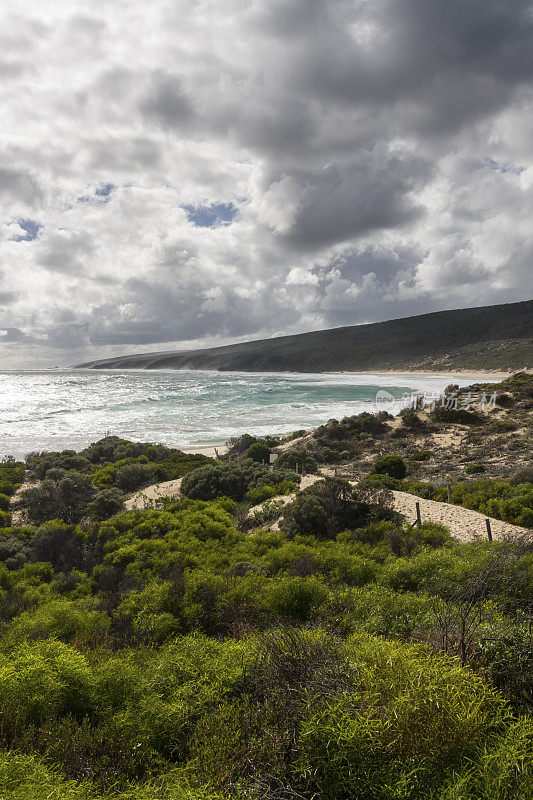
[0,374,531,799]
[78,300,533,373]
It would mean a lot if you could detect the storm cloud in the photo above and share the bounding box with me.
[0,0,532,366]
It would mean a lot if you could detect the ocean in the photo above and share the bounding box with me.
[0,369,492,459]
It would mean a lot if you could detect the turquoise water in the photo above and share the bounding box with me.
[0,369,488,459]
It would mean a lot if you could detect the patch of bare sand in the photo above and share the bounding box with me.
[332,370,512,379]
[391,490,529,543]
[181,445,228,458]
[277,433,313,452]
[124,478,184,510]
[431,429,466,449]
[10,479,33,526]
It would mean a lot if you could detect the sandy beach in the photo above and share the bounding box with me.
[332,370,514,379]
[181,444,228,458]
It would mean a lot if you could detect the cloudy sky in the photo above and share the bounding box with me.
[1,0,532,367]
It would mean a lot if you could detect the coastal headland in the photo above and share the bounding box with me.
[77,300,533,374]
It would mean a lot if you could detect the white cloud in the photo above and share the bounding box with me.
[0,0,532,366]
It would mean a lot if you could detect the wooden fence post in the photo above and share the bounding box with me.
[416,502,421,529]
[485,518,493,542]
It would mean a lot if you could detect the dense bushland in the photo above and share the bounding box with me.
[21,438,213,524]
[0,433,532,799]
[181,460,299,502]
[304,411,392,463]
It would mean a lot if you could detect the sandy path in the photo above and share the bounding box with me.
[181,445,228,458]
[124,471,529,544]
[247,474,322,517]
[248,476,530,542]
[391,490,529,543]
[124,478,184,510]
[9,478,33,526]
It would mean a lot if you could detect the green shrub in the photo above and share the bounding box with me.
[0,640,94,728]
[245,480,296,505]
[380,547,477,593]
[246,442,271,464]
[262,576,328,620]
[478,621,533,710]
[115,463,156,492]
[405,479,533,527]
[418,522,452,548]
[281,493,329,538]
[400,410,427,430]
[465,463,486,474]
[274,448,317,473]
[0,510,12,528]
[295,633,506,799]
[511,464,533,484]
[0,751,94,800]
[442,717,533,800]
[181,460,273,502]
[403,480,437,499]
[31,521,87,573]
[85,488,124,520]
[117,582,184,642]
[0,494,10,512]
[24,472,95,524]
[489,419,518,433]
[0,461,25,497]
[412,449,432,461]
[430,407,485,425]
[281,479,373,539]
[323,585,435,639]
[373,454,407,480]
[26,451,93,480]
[9,599,110,645]
[225,433,258,456]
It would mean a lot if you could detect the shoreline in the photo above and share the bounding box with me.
[68,366,522,380]
[181,444,228,458]
[331,369,513,379]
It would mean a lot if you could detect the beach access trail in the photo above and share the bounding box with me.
[124,473,529,543]
[124,478,185,510]
[390,490,529,543]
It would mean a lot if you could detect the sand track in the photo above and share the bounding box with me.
[113,474,531,543]
[391,490,529,542]
[124,478,184,510]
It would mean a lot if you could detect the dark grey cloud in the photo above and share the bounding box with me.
[86,136,162,172]
[0,327,25,342]
[0,291,18,305]
[40,231,95,275]
[139,71,196,130]
[0,166,43,206]
[280,152,432,249]
[244,0,533,147]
